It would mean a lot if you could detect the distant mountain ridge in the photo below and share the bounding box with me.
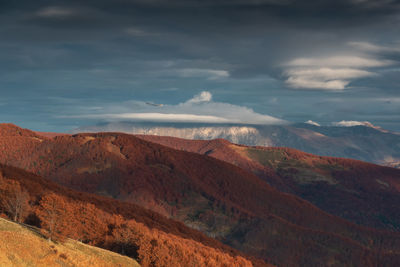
[75,121,400,167]
[75,123,265,146]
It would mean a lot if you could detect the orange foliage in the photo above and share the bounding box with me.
[36,193,71,241]
[71,202,109,244]
[32,193,254,266]
[111,219,253,267]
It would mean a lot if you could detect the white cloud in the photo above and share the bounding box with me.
[286,76,349,90]
[186,91,212,103]
[305,120,321,126]
[60,91,286,125]
[68,113,229,123]
[176,68,229,80]
[285,68,376,80]
[287,56,393,68]
[284,53,394,90]
[144,67,229,80]
[284,67,376,90]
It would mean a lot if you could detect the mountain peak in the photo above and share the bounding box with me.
[332,120,389,132]
[304,120,321,126]
[0,123,39,137]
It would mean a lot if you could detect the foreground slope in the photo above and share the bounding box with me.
[0,218,140,267]
[0,164,257,267]
[139,135,400,231]
[1,124,400,266]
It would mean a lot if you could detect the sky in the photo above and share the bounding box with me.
[0,0,399,132]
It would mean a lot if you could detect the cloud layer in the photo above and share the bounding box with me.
[284,55,394,90]
[61,91,286,125]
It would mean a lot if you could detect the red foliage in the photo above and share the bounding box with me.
[140,135,400,231]
[0,164,264,266]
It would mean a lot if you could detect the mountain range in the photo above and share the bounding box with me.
[1,123,400,266]
[75,121,400,168]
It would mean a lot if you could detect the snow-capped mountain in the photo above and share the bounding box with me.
[74,121,400,167]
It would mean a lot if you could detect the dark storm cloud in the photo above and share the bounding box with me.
[6,0,400,32]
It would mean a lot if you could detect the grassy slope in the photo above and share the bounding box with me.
[0,218,140,267]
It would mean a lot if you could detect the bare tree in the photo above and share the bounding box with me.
[0,176,30,223]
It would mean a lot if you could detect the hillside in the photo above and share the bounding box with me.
[0,164,258,267]
[0,217,140,267]
[1,123,400,266]
[138,135,400,231]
